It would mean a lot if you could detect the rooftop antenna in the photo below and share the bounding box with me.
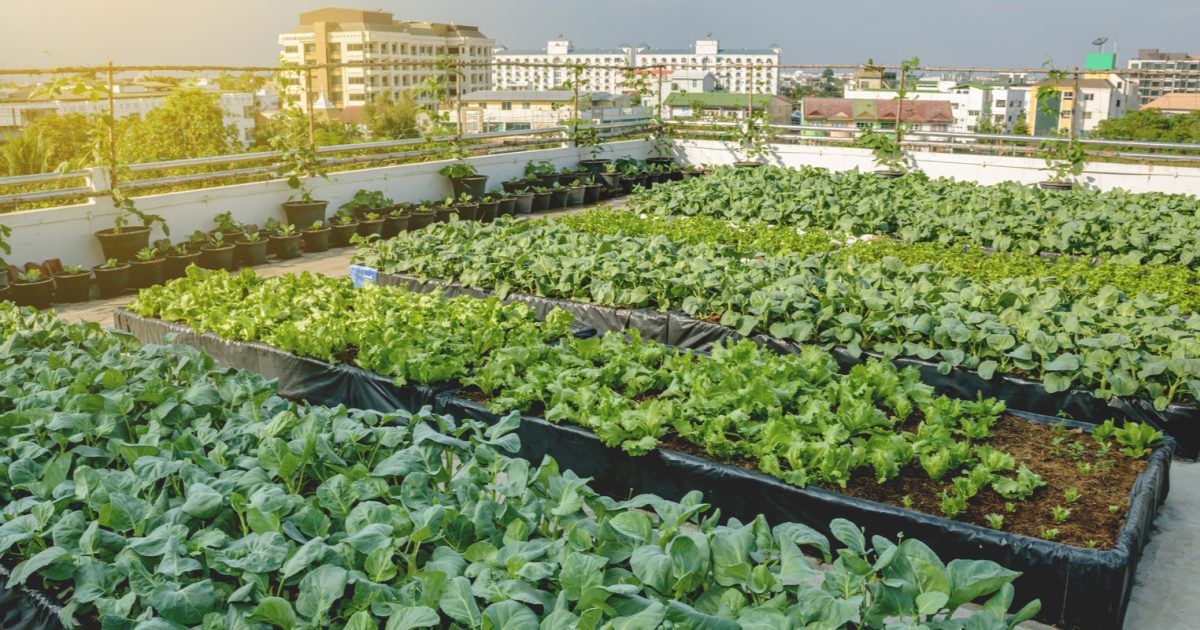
[1092,37,1108,53]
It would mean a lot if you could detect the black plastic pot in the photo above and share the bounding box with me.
[164,252,200,280]
[619,177,638,195]
[235,240,269,267]
[557,173,583,186]
[681,169,707,179]
[198,245,237,271]
[435,207,457,223]
[502,181,528,194]
[548,189,568,209]
[95,226,151,262]
[1039,181,1074,190]
[583,183,603,204]
[536,173,560,188]
[579,159,610,174]
[271,234,303,260]
[383,214,410,238]
[734,161,763,169]
[356,218,385,238]
[128,258,165,289]
[449,175,488,200]
[646,157,674,168]
[514,193,534,215]
[92,263,130,298]
[496,198,517,217]
[532,192,552,212]
[10,278,54,309]
[599,172,622,189]
[52,272,91,303]
[302,228,331,253]
[408,211,436,231]
[282,200,328,226]
[566,186,586,206]
[330,222,359,247]
[478,200,500,222]
[455,204,480,222]
[0,284,9,304]
[875,170,904,179]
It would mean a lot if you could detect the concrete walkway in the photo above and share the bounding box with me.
[50,201,1198,630]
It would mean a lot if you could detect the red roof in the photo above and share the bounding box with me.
[803,97,953,124]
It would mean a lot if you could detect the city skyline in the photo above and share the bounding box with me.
[1,0,1197,71]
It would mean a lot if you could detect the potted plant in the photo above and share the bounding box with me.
[439,162,487,200]
[128,247,165,289]
[340,189,392,221]
[92,258,130,298]
[565,179,587,206]
[408,203,436,231]
[856,128,909,178]
[583,180,604,204]
[525,160,560,188]
[548,183,569,209]
[95,190,169,262]
[212,211,243,238]
[435,197,459,223]
[303,221,332,253]
[530,187,552,213]
[235,231,269,267]
[198,232,236,270]
[494,192,517,217]
[557,166,583,187]
[501,177,529,194]
[681,164,707,180]
[164,244,200,280]
[598,161,623,190]
[271,224,303,260]
[512,189,535,215]
[11,268,54,309]
[261,218,282,257]
[356,212,386,238]
[1038,140,1085,190]
[478,194,500,223]
[52,264,91,303]
[383,205,412,238]
[618,164,642,195]
[731,111,771,168]
[330,214,360,247]
[275,142,329,227]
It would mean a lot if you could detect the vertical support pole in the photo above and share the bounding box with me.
[455,60,463,144]
[747,62,754,121]
[1070,67,1080,143]
[894,63,905,143]
[656,64,664,140]
[303,66,315,150]
[106,61,118,189]
[572,64,581,147]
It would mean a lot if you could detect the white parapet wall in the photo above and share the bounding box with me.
[1,140,653,269]
[671,139,1200,196]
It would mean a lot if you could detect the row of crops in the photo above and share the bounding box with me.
[623,165,1200,266]
[353,216,1200,414]
[0,302,1046,628]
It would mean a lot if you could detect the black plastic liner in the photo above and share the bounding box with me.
[112,309,596,413]
[373,270,1200,459]
[435,391,1173,630]
[110,305,1173,629]
[0,565,67,630]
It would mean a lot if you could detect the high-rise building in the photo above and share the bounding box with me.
[1026,73,1137,135]
[492,37,634,93]
[1126,49,1200,107]
[492,35,782,95]
[278,8,494,111]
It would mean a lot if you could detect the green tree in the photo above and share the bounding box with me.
[119,89,239,163]
[217,72,267,93]
[363,91,420,139]
[1,112,95,175]
[1092,108,1200,143]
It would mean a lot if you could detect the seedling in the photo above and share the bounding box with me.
[365,212,382,222]
[213,211,240,233]
[1039,527,1060,541]
[438,162,478,179]
[1085,540,1099,548]
[242,232,262,243]
[984,513,1004,529]
[1003,502,1016,513]
[309,221,325,231]
[1107,504,1122,514]
[901,495,913,509]
[134,247,159,262]
[61,264,84,275]
[456,193,474,205]
[275,224,297,237]
[1050,506,1071,524]
[336,215,356,226]
[1063,488,1081,504]
[16,268,44,283]
[207,232,225,247]
[100,258,122,269]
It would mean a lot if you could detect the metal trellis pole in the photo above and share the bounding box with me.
[106,61,118,188]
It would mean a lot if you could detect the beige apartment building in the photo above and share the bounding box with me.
[278,8,494,111]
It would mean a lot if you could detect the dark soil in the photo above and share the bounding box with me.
[660,416,1146,549]
[458,386,493,403]
[334,345,359,365]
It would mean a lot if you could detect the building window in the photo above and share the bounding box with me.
[348,77,364,85]
[346,44,363,52]
[1062,91,1073,100]
[521,102,531,110]
[501,102,512,110]
[284,46,298,54]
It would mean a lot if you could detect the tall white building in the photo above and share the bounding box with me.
[278,8,494,110]
[492,35,782,95]
[637,36,782,94]
[492,37,634,93]
[1127,49,1200,107]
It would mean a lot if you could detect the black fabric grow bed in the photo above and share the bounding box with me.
[372,269,1200,459]
[0,565,68,630]
[115,304,1173,630]
[433,390,1173,630]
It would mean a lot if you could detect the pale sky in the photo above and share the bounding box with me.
[1,0,1197,70]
